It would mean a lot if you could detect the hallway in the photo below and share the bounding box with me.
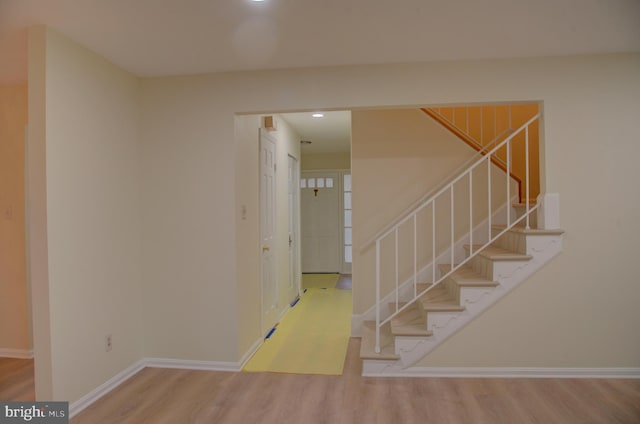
[243,274,352,375]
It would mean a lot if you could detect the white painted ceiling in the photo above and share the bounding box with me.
[280,111,351,154]
[2,0,639,153]
[1,0,640,83]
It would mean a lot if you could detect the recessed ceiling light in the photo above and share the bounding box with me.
[251,0,265,2]
[312,113,324,118]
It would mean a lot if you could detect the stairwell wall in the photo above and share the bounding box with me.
[351,108,517,310]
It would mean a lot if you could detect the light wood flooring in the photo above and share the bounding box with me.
[68,339,640,423]
[335,274,352,290]
[0,357,35,401]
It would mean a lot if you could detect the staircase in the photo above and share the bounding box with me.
[358,112,564,376]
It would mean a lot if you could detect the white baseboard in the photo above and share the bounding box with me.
[239,337,263,369]
[69,359,146,418]
[363,366,640,379]
[0,348,34,359]
[144,357,241,372]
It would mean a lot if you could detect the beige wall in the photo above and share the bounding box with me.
[234,114,262,358]
[301,152,351,170]
[141,54,639,369]
[0,82,30,353]
[29,27,143,401]
[27,26,53,399]
[29,28,640,404]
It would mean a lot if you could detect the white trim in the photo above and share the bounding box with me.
[69,359,146,418]
[144,358,241,372]
[239,337,264,369]
[0,348,34,359]
[363,366,640,379]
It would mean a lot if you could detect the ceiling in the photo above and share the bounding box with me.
[280,111,351,154]
[1,0,639,83]
[2,1,638,153]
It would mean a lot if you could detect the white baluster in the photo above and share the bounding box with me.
[469,171,473,254]
[375,239,381,354]
[525,126,530,229]
[451,185,455,269]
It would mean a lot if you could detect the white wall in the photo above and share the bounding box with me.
[301,152,351,170]
[142,54,640,368]
[234,114,262,358]
[30,30,640,404]
[233,114,301,356]
[29,27,143,402]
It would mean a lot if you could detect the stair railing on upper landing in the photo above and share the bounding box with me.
[422,106,523,203]
[367,114,540,354]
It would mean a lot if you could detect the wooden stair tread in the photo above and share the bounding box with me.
[389,303,432,337]
[438,264,499,287]
[463,244,532,261]
[360,321,400,360]
[420,300,466,312]
[492,225,565,236]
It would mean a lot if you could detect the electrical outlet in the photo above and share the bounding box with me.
[106,334,112,352]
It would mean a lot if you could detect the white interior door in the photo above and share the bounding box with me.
[301,171,340,273]
[260,129,278,336]
[288,155,301,297]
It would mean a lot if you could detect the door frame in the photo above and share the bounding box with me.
[287,155,301,297]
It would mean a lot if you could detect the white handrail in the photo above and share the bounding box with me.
[373,114,539,354]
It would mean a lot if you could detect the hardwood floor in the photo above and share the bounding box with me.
[71,339,640,424]
[0,357,35,401]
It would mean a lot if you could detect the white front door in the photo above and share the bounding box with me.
[301,171,341,273]
[260,129,278,336]
[288,155,301,298]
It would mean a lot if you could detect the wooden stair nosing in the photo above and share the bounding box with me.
[420,300,466,312]
[491,225,565,236]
